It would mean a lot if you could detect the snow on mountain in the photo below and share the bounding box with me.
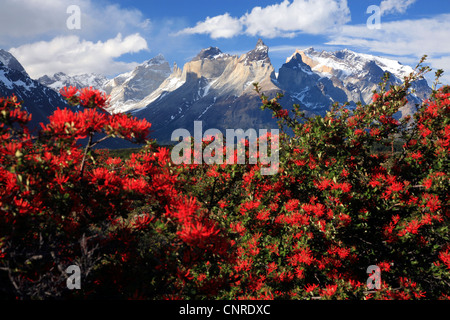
[288,48,414,82]
[36,54,172,114]
[278,52,347,110]
[1,43,433,145]
[38,72,108,92]
[125,40,433,143]
[132,39,283,143]
[103,53,172,113]
[283,47,430,112]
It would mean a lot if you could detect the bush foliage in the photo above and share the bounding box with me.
[0,62,449,300]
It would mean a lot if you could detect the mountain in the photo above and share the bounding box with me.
[132,39,284,143]
[281,48,431,114]
[277,51,348,110]
[0,49,70,129]
[37,54,172,114]
[129,40,432,143]
[38,72,108,92]
[2,43,433,147]
[102,54,172,113]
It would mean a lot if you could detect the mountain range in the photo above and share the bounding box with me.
[0,40,432,145]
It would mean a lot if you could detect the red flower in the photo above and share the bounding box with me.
[79,87,109,109]
[378,261,391,272]
[338,213,351,227]
[411,151,423,160]
[60,86,78,98]
[239,200,261,215]
[369,179,381,188]
[230,221,246,235]
[107,113,151,142]
[389,181,404,193]
[131,213,153,230]
[418,124,432,138]
[423,193,441,212]
[331,181,352,193]
[320,284,338,298]
[256,209,270,221]
[304,283,319,293]
[274,109,289,118]
[315,178,331,190]
[60,86,79,105]
[372,93,380,102]
[266,262,277,274]
[288,247,314,266]
[439,249,450,270]
[423,178,432,189]
[177,219,220,248]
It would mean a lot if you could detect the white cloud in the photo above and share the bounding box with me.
[243,0,351,37]
[380,0,416,15]
[327,13,450,83]
[9,33,148,78]
[0,0,152,78]
[329,14,450,56]
[176,0,351,39]
[0,0,151,47]
[175,13,243,39]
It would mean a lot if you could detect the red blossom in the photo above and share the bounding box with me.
[177,219,220,248]
[439,249,450,270]
[60,86,78,99]
[320,284,338,298]
[78,87,109,109]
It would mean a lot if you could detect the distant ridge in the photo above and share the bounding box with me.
[3,41,432,145]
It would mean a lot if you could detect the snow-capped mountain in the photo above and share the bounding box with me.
[1,42,433,146]
[102,54,172,113]
[38,72,108,92]
[129,40,431,143]
[132,39,283,143]
[0,49,70,129]
[277,51,348,110]
[36,54,171,114]
[283,48,430,112]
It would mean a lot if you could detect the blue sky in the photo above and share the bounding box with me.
[1,0,450,84]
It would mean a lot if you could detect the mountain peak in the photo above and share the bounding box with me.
[0,49,28,76]
[241,39,270,65]
[284,52,312,72]
[144,53,167,66]
[192,47,224,61]
[255,39,267,51]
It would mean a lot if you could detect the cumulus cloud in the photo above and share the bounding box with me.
[380,0,416,15]
[176,13,243,39]
[0,0,151,47]
[0,0,152,78]
[243,0,351,37]
[176,0,351,39]
[9,33,148,78]
[327,13,450,83]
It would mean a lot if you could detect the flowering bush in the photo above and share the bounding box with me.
[0,60,448,300]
